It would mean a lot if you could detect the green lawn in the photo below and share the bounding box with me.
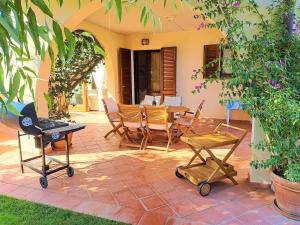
[0,195,128,225]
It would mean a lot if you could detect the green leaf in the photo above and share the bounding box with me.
[151,16,156,31]
[115,0,122,22]
[64,28,76,61]
[18,84,26,102]
[7,70,21,103]
[56,0,64,6]
[7,103,21,116]
[143,13,149,27]
[140,7,146,22]
[43,92,53,110]
[48,45,54,65]
[52,20,65,65]
[0,32,10,73]
[41,43,46,60]
[0,65,7,97]
[14,0,27,45]
[27,7,41,54]
[95,45,106,57]
[31,0,53,18]
[23,66,37,76]
[0,97,7,115]
[0,15,20,45]
[105,0,113,14]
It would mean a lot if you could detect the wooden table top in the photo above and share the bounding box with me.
[138,105,190,113]
[166,106,190,113]
[181,132,239,149]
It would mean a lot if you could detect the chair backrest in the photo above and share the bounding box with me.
[102,98,118,114]
[144,106,168,129]
[164,96,182,106]
[194,100,205,120]
[118,104,142,124]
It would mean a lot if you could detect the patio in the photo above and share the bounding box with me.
[0,112,297,225]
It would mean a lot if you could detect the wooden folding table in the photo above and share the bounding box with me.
[176,123,247,196]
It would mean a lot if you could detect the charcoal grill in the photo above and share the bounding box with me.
[0,101,85,188]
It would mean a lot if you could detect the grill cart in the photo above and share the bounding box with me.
[176,123,247,196]
[0,101,85,188]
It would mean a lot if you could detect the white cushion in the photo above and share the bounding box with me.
[144,95,154,106]
[148,123,172,130]
[164,96,182,106]
[104,98,118,113]
[154,96,161,104]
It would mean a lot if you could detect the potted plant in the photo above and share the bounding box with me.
[189,0,300,220]
[48,30,105,150]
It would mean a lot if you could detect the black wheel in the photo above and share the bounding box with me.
[39,177,48,189]
[175,166,184,178]
[198,181,211,197]
[67,167,74,177]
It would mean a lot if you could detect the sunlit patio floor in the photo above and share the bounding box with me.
[0,112,298,225]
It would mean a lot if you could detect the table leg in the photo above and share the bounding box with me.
[226,110,230,125]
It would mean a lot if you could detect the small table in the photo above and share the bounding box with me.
[176,123,248,196]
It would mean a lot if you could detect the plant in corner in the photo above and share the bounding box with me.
[47,30,105,150]
[189,0,300,219]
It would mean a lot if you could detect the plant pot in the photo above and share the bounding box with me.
[53,132,73,151]
[270,170,300,221]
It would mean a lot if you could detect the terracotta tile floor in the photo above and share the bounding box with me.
[0,112,299,225]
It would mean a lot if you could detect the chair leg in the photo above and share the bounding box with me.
[119,132,126,147]
[143,131,150,150]
[140,131,146,150]
[104,129,115,138]
[105,123,122,138]
[166,129,173,152]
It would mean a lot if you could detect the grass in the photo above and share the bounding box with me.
[0,195,128,225]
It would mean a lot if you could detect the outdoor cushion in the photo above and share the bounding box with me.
[104,98,118,113]
[164,96,182,106]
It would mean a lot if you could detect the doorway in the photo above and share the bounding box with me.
[134,50,161,104]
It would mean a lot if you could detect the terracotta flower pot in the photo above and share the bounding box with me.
[270,170,300,220]
[53,132,73,151]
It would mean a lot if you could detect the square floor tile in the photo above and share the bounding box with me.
[141,195,166,210]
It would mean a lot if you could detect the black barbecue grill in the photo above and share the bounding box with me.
[0,101,85,188]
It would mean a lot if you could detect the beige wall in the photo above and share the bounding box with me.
[125,30,250,120]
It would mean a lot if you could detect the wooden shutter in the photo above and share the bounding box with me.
[119,48,132,104]
[161,47,177,97]
[203,44,220,78]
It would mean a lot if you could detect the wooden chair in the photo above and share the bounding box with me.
[102,98,122,138]
[144,106,174,151]
[175,100,205,137]
[118,104,146,149]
